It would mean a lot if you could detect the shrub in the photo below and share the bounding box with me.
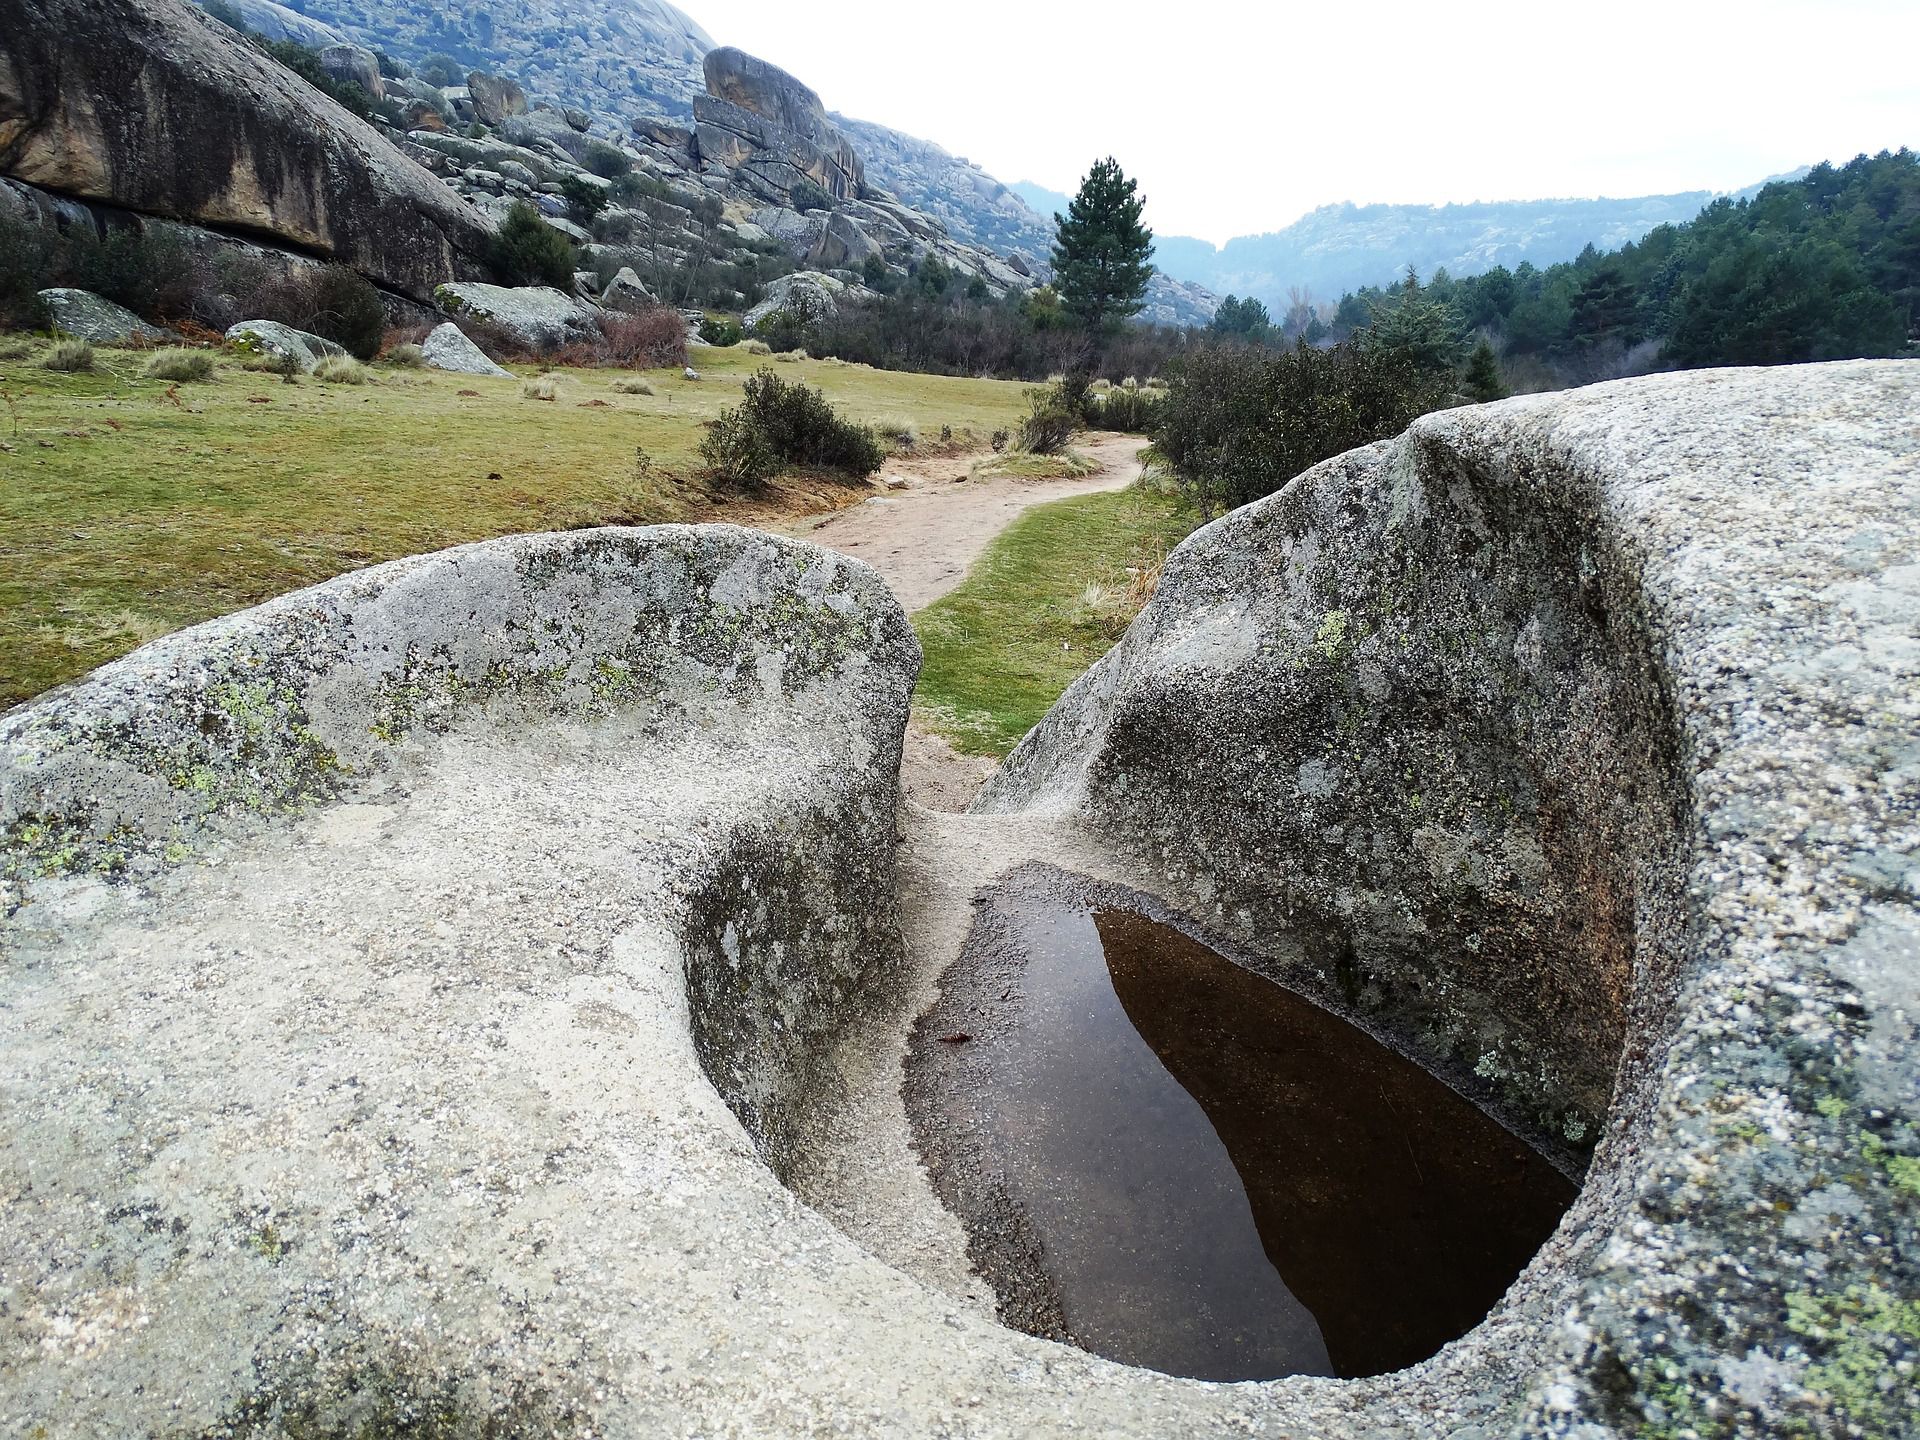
[600,308,687,369]
[312,355,370,384]
[384,342,424,367]
[1017,382,1081,455]
[751,307,812,354]
[297,264,386,360]
[1085,384,1165,435]
[699,367,884,487]
[143,348,216,382]
[43,338,95,372]
[559,175,607,225]
[581,140,632,179]
[522,375,558,401]
[790,178,834,212]
[1155,338,1453,514]
[610,377,654,395]
[698,314,745,347]
[489,201,575,290]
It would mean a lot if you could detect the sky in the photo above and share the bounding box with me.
[694,0,1920,247]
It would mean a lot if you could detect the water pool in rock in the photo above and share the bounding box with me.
[907,895,1578,1382]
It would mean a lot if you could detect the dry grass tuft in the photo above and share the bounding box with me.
[522,375,559,402]
[143,349,217,383]
[43,339,95,373]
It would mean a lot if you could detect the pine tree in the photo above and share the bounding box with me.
[1050,157,1155,332]
[1462,337,1509,403]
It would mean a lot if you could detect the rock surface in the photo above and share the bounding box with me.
[981,360,1920,1435]
[0,0,494,303]
[691,48,864,208]
[1,366,1915,1438]
[224,318,347,370]
[36,286,173,343]
[432,281,601,351]
[465,69,526,126]
[418,319,510,377]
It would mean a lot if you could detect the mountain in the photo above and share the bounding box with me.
[1030,180,1809,317]
[231,0,1214,324]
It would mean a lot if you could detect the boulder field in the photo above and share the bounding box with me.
[1,363,1914,1438]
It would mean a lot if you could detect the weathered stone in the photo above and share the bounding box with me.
[224,319,346,370]
[562,106,592,134]
[402,98,448,133]
[600,265,655,312]
[809,211,881,270]
[748,204,823,258]
[418,319,510,377]
[465,70,526,127]
[693,47,864,202]
[0,0,494,303]
[634,116,693,151]
[318,44,382,102]
[543,214,593,245]
[499,109,592,162]
[192,0,341,47]
[744,270,845,329]
[36,287,172,343]
[0,365,1912,1439]
[981,361,1920,1436]
[432,281,602,350]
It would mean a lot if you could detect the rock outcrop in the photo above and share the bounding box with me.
[36,287,173,343]
[432,281,601,350]
[693,47,865,205]
[2,365,1913,1439]
[981,361,1920,1435]
[0,0,495,303]
[225,318,348,370]
[419,319,510,376]
[465,69,526,127]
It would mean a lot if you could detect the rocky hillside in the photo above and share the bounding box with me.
[202,0,1216,325]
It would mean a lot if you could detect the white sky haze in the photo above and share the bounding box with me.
[696,0,1920,246]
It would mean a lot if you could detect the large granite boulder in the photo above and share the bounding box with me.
[419,319,511,377]
[981,361,1920,1436]
[224,318,346,370]
[744,269,848,330]
[810,211,881,270]
[693,46,864,203]
[318,44,381,102]
[37,287,172,343]
[466,70,526,127]
[432,280,602,351]
[0,0,494,303]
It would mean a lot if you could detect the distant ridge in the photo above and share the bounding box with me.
[1016,174,1812,314]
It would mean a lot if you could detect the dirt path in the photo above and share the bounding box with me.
[758,432,1149,811]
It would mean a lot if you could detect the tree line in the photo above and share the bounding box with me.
[1211,149,1918,392]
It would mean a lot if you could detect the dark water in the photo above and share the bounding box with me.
[971,904,1576,1382]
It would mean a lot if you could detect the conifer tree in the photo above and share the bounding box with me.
[1463,337,1509,402]
[1050,157,1155,332]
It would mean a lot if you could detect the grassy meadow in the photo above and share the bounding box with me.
[913,484,1193,755]
[0,341,1030,706]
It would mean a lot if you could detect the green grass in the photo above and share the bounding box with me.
[0,341,1029,707]
[913,484,1193,756]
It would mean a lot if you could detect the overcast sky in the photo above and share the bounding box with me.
[698,0,1920,246]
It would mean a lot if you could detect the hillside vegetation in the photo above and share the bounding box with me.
[0,343,1028,706]
[1334,150,1918,384]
